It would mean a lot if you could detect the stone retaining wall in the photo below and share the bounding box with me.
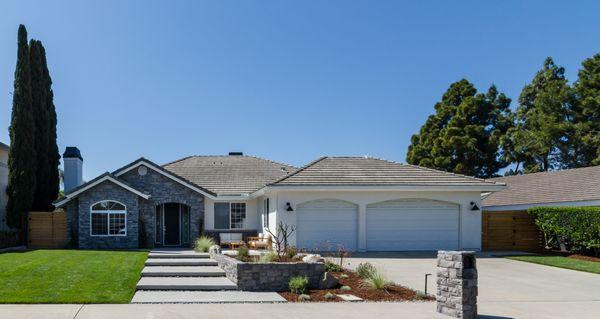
[210,252,325,292]
[436,250,478,319]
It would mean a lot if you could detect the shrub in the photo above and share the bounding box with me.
[323,292,335,300]
[340,285,351,291]
[298,294,311,301]
[194,236,215,253]
[289,275,309,294]
[356,262,377,279]
[362,270,390,290]
[259,250,279,263]
[0,231,20,249]
[529,206,600,256]
[236,245,250,261]
[284,246,298,259]
[325,260,343,272]
[340,274,349,279]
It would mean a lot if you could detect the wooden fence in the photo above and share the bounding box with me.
[482,210,543,252]
[28,211,68,249]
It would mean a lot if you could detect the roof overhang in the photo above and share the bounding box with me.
[54,174,150,207]
[113,159,220,199]
[483,199,600,211]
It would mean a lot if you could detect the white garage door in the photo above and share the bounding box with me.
[367,199,459,251]
[296,199,358,252]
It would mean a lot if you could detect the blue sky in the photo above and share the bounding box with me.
[1,1,599,180]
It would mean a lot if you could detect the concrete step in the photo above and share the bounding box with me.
[145,258,217,266]
[141,266,225,277]
[148,252,210,259]
[131,290,286,303]
[136,277,237,291]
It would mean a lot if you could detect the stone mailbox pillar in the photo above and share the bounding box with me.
[436,251,477,319]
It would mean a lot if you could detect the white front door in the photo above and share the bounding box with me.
[366,199,460,251]
[296,199,358,252]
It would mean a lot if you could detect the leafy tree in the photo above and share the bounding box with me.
[507,57,573,173]
[6,25,37,229]
[407,79,512,178]
[29,40,60,211]
[568,53,600,167]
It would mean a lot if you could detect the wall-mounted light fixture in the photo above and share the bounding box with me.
[286,202,294,212]
[470,201,480,211]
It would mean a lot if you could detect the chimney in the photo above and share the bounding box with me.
[228,152,243,156]
[63,146,83,193]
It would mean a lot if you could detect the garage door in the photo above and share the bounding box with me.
[296,199,358,252]
[366,199,459,251]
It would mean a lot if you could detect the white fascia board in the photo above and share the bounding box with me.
[262,184,506,192]
[113,160,219,199]
[483,199,600,211]
[54,175,150,207]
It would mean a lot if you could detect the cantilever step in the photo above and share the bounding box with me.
[145,258,217,266]
[136,277,237,291]
[148,252,210,259]
[142,266,225,277]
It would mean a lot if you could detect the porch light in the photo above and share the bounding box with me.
[470,202,480,211]
[286,202,294,212]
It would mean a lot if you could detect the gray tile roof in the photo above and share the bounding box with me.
[483,165,600,207]
[163,155,296,195]
[270,156,503,187]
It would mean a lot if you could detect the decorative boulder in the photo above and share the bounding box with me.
[318,271,340,289]
[302,254,324,263]
[209,245,222,255]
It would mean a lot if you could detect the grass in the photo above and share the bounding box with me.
[506,255,600,274]
[0,249,147,303]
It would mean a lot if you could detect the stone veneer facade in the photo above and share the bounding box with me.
[436,251,478,319]
[72,165,204,249]
[210,252,325,291]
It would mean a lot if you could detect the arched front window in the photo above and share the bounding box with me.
[90,200,127,236]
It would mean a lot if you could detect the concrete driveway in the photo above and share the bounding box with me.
[344,252,600,318]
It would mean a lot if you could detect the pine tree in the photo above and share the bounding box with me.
[509,57,573,173]
[568,53,600,167]
[29,40,60,211]
[407,79,513,178]
[6,25,37,229]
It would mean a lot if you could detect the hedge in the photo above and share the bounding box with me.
[528,206,600,257]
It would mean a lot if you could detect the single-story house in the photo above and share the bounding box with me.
[54,147,504,252]
[482,165,600,251]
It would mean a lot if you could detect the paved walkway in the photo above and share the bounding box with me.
[132,248,284,303]
[3,301,600,319]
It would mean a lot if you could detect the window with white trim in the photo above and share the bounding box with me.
[91,200,127,236]
[214,202,246,229]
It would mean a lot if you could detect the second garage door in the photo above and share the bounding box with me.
[296,199,358,252]
[366,199,459,251]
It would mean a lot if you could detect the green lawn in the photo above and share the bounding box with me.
[0,250,147,303]
[506,255,600,274]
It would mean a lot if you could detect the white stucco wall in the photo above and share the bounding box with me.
[204,197,260,231]
[269,190,483,252]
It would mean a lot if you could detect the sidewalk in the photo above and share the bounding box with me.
[2,301,600,319]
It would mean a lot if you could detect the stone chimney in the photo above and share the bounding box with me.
[63,146,83,193]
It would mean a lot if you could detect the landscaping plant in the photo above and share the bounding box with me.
[194,236,216,253]
[340,285,351,291]
[362,270,391,291]
[325,260,343,272]
[284,246,298,260]
[323,292,335,300]
[356,262,377,279]
[236,245,250,261]
[288,275,309,294]
[259,250,279,263]
[529,206,600,256]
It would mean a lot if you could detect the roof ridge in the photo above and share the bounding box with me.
[162,155,195,167]
[269,156,328,185]
[403,163,502,185]
[164,154,297,170]
[242,154,298,170]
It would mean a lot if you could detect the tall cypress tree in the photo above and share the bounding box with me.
[30,40,60,211]
[406,79,513,178]
[508,57,573,173]
[6,25,37,229]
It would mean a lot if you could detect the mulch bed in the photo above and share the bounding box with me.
[544,250,600,262]
[567,254,600,263]
[279,269,434,302]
